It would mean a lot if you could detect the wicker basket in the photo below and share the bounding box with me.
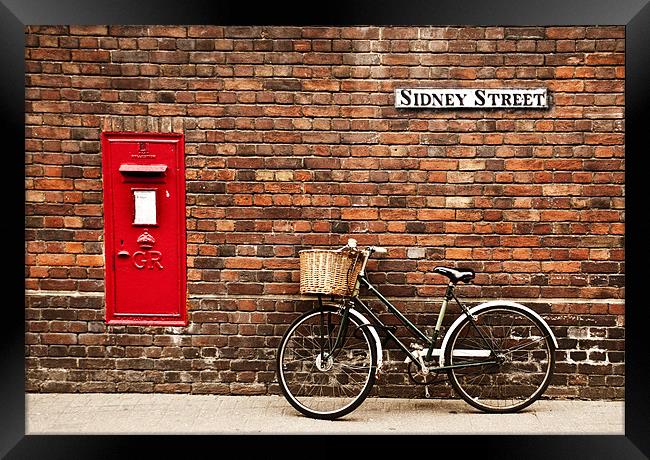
[299,249,364,297]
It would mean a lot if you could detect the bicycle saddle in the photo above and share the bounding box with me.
[433,266,475,283]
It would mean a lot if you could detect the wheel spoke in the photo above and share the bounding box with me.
[501,335,548,354]
[446,307,554,413]
[277,306,376,419]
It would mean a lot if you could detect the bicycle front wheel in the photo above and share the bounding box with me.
[445,305,555,413]
[276,305,377,420]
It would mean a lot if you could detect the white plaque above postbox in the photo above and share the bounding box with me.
[394,88,548,109]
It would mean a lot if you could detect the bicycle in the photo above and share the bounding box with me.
[276,238,558,420]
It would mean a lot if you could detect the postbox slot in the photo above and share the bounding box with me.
[119,164,168,175]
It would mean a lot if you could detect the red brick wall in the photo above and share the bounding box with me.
[25,26,624,398]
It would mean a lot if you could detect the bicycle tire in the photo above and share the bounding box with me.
[444,304,556,413]
[276,305,377,420]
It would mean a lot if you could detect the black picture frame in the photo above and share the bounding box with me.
[4,1,648,458]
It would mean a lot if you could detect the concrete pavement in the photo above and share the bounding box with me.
[25,393,624,435]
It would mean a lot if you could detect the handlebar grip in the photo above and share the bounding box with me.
[372,246,387,254]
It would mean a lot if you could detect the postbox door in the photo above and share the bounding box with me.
[102,133,186,325]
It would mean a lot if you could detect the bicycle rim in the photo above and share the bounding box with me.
[446,306,555,412]
[277,307,377,419]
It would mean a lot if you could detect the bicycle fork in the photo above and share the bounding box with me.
[317,295,352,363]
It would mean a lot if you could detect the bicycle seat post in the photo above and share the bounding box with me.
[425,281,455,361]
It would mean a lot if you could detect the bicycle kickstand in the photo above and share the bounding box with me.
[424,385,431,399]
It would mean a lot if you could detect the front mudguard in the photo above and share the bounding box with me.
[347,307,383,370]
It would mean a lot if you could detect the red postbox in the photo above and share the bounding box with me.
[101,132,186,325]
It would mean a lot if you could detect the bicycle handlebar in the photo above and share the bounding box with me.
[346,238,387,254]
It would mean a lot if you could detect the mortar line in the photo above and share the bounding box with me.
[25,290,625,304]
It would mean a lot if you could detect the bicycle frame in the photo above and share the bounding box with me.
[319,273,500,373]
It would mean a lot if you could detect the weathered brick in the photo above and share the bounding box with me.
[69,26,108,36]
[111,50,149,62]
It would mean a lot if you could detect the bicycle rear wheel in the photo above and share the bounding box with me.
[445,305,555,413]
[276,305,377,420]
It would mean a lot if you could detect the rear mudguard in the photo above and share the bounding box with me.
[439,300,559,367]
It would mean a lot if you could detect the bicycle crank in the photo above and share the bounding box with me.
[407,360,445,386]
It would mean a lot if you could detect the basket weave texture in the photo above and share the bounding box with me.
[299,249,363,297]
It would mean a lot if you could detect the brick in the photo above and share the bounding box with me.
[585,53,624,65]
[445,197,473,208]
[29,48,72,61]
[419,160,458,171]
[417,209,455,220]
[263,79,302,91]
[71,50,110,62]
[110,78,149,90]
[69,26,108,36]
[41,333,78,345]
[341,208,379,220]
[36,254,75,266]
[546,27,585,39]
[149,51,189,63]
[76,255,103,267]
[111,50,149,62]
